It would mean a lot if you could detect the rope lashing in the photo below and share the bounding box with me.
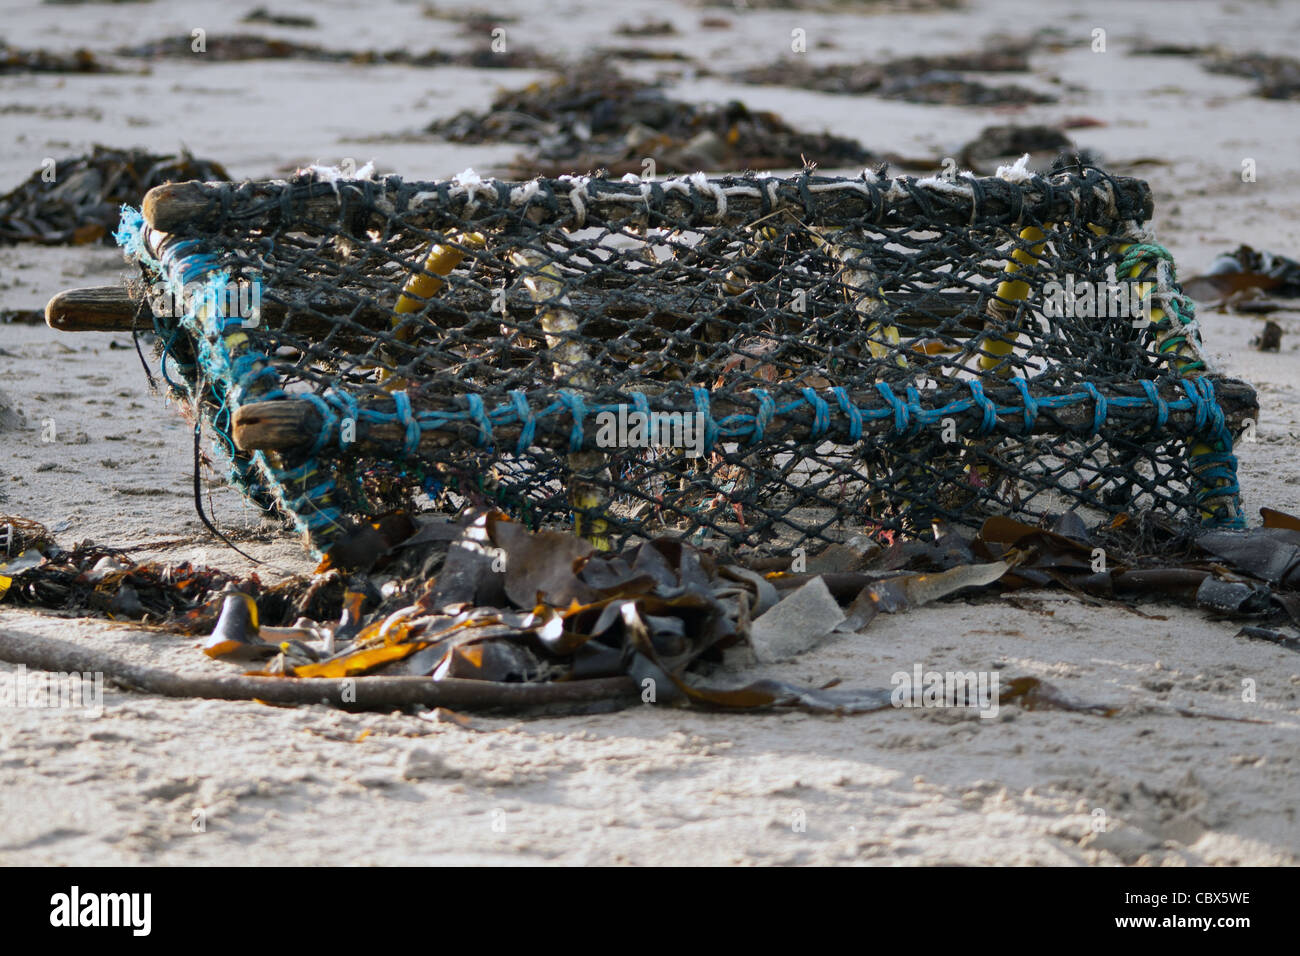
[392,391,421,457]
[465,392,493,449]
[1081,382,1109,435]
[509,389,536,454]
[265,378,1239,453]
[801,387,831,439]
[831,386,862,441]
[966,380,998,435]
[1010,376,1038,432]
[559,390,586,453]
[750,388,775,444]
[875,382,911,435]
[692,386,719,453]
[1139,379,1169,430]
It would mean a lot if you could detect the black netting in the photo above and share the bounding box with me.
[118,168,1253,555]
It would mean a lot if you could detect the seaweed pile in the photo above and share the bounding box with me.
[113,33,557,70]
[732,41,1055,106]
[1205,51,1300,101]
[3,507,1299,715]
[1182,246,1300,303]
[427,64,877,176]
[1131,44,1300,102]
[0,146,231,245]
[0,41,117,74]
[957,124,1077,173]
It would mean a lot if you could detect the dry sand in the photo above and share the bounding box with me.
[1,0,1299,865]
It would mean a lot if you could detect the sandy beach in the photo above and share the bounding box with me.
[1,0,1298,866]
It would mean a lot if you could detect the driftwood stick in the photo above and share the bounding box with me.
[230,379,1259,455]
[0,630,637,711]
[45,285,142,332]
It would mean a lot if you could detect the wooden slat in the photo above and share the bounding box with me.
[230,379,1258,455]
[45,286,140,332]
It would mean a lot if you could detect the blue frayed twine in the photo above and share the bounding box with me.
[831,387,862,441]
[1180,378,1209,434]
[1139,379,1168,429]
[393,391,421,457]
[693,386,718,452]
[509,390,536,454]
[465,392,493,449]
[966,379,998,435]
[1010,376,1037,432]
[559,390,586,452]
[875,382,909,434]
[1082,382,1108,434]
[905,386,924,436]
[751,388,775,443]
[801,387,830,439]
[301,393,339,457]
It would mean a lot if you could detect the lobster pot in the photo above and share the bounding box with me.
[105,169,1253,553]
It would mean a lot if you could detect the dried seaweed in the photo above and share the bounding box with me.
[7,506,1300,715]
[427,63,876,176]
[958,125,1075,173]
[113,33,557,70]
[0,42,118,74]
[1205,51,1300,100]
[731,41,1054,106]
[1182,245,1300,302]
[241,7,317,28]
[0,146,231,245]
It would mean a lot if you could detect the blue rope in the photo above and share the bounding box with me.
[301,393,339,457]
[966,380,997,435]
[465,392,493,449]
[875,382,910,434]
[831,386,861,441]
[1179,378,1208,434]
[1140,379,1168,429]
[693,386,718,452]
[905,386,923,437]
[801,387,830,439]
[509,389,536,454]
[750,389,774,444]
[392,391,421,457]
[559,390,586,452]
[1082,382,1108,435]
[1010,376,1037,432]
[631,391,651,420]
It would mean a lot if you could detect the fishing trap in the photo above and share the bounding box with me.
[47,166,1255,555]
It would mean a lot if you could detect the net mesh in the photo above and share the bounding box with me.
[115,166,1252,555]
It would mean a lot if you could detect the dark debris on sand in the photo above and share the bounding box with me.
[115,33,557,70]
[695,0,966,10]
[5,506,1299,716]
[241,6,319,28]
[1205,51,1300,100]
[0,41,118,74]
[427,63,877,176]
[1130,44,1300,101]
[958,124,1075,173]
[732,41,1056,106]
[0,146,231,246]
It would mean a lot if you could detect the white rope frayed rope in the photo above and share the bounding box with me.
[452,167,495,217]
[689,171,727,221]
[557,174,593,227]
[995,154,1035,184]
[394,170,1132,233]
[510,179,543,206]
